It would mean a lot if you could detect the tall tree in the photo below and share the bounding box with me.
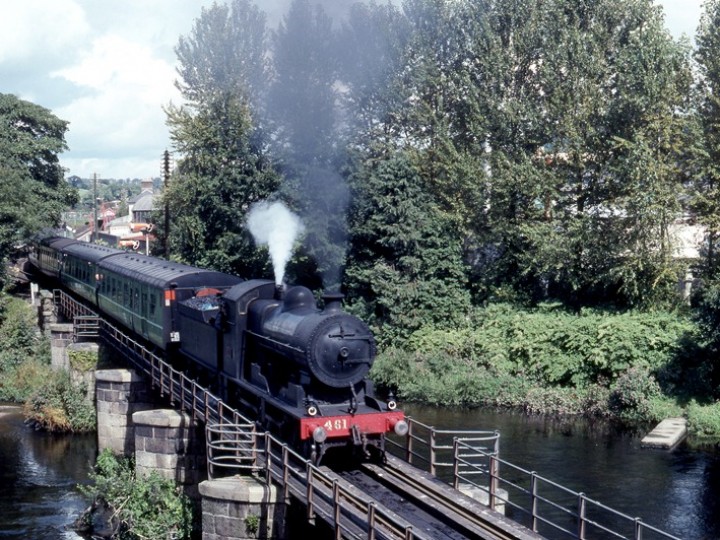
[471,0,691,306]
[0,94,77,284]
[346,151,471,345]
[693,0,720,278]
[174,0,269,107]
[164,1,279,276]
[165,94,279,276]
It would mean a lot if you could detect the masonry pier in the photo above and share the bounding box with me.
[132,409,206,499]
[95,369,154,454]
[199,477,286,540]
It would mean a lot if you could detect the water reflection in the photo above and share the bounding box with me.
[0,405,96,539]
[404,404,720,540]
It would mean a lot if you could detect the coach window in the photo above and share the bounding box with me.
[149,293,157,317]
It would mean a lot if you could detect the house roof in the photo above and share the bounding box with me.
[132,192,156,212]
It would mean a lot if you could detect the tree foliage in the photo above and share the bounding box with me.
[164,93,279,276]
[0,93,77,284]
[163,1,279,277]
[164,0,718,340]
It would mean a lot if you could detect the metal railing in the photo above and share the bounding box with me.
[206,422,258,477]
[98,317,263,476]
[73,315,100,339]
[386,416,500,478]
[451,439,681,540]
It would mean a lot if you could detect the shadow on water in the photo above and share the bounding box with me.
[404,404,720,540]
[0,405,96,540]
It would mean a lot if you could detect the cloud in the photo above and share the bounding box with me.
[0,0,90,65]
[50,34,180,176]
[0,0,707,180]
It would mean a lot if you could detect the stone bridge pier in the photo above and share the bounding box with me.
[95,368,289,539]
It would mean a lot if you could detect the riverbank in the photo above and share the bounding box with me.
[369,304,720,442]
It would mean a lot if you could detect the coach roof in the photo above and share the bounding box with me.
[60,240,124,263]
[98,252,242,290]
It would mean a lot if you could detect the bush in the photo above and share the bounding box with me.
[401,305,693,389]
[370,347,529,407]
[372,304,699,420]
[0,296,46,373]
[0,358,53,402]
[608,367,663,423]
[687,400,720,440]
[78,449,194,540]
[23,370,96,432]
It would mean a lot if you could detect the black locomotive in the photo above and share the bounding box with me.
[29,237,407,462]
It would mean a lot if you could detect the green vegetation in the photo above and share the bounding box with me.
[77,449,194,540]
[370,304,720,437]
[0,93,77,287]
[10,1,720,439]
[23,370,96,432]
[0,296,94,432]
[151,0,720,438]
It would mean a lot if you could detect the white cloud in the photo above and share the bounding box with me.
[0,0,90,65]
[51,34,181,176]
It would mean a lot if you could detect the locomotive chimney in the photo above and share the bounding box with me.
[275,282,287,300]
[322,290,344,313]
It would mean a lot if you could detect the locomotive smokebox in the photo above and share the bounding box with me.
[322,291,344,313]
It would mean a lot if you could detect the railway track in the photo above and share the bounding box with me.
[328,455,543,540]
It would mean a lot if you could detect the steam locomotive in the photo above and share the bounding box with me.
[29,237,407,463]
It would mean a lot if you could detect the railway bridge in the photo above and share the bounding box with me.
[50,290,679,540]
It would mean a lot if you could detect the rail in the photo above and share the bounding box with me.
[73,315,100,339]
[386,415,500,478]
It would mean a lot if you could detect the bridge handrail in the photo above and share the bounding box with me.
[452,439,681,540]
[262,434,433,540]
[385,416,500,476]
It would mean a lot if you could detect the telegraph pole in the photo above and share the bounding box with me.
[93,172,98,243]
[162,150,171,256]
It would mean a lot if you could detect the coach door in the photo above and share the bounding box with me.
[140,286,149,340]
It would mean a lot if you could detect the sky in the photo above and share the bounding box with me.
[0,0,706,180]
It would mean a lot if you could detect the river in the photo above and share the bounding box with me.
[1,402,718,539]
[404,404,720,540]
[0,405,96,540]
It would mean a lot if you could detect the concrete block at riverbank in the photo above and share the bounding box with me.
[641,418,687,449]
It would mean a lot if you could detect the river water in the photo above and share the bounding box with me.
[1,401,718,539]
[404,404,720,540]
[0,405,96,540]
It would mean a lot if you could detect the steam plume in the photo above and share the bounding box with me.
[247,201,305,285]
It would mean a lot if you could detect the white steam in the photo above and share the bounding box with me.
[247,201,305,285]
